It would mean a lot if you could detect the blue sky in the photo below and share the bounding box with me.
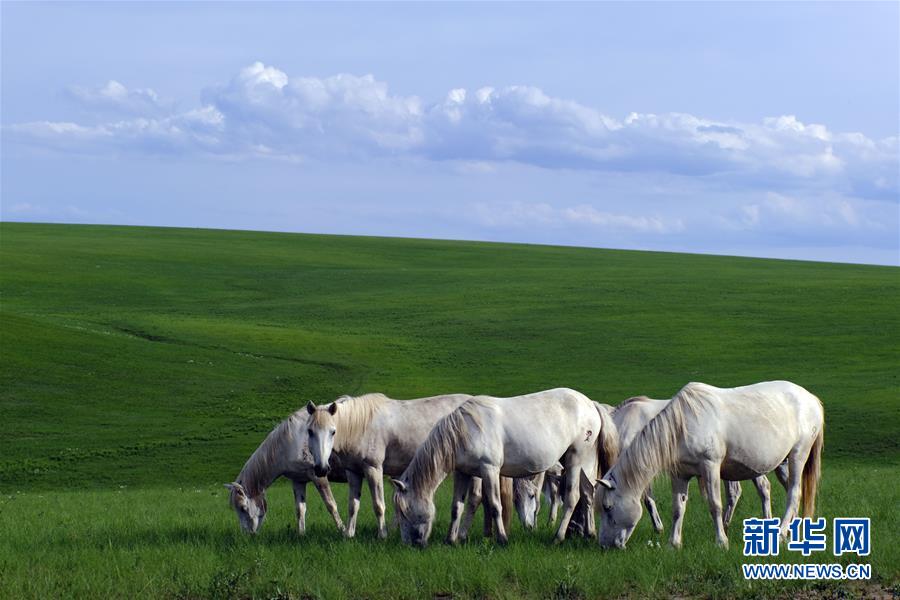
[2,2,898,265]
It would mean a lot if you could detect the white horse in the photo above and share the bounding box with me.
[613,395,788,533]
[392,388,619,546]
[594,381,823,549]
[225,408,345,535]
[305,393,475,538]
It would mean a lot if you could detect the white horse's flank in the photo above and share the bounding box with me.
[226,409,345,535]
[612,395,787,533]
[392,388,619,546]
[595,381,823,549]
[306,393,473,538]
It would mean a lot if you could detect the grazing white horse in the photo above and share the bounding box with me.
[392,388,619,547]
[613,396,788,533]
[305,393,474,538]
[594,381,823,549]
[225,409,345,535]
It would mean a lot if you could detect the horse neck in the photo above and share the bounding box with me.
[239,423,292,496]
[614,403,684,495]
[410,455,452,501]
[407,421,459,499]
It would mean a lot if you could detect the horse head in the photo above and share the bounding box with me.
[391,477,434,548]
[225,481,268,534]
[305,400,338,477]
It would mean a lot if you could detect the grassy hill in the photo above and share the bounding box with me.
[1,222,897,598]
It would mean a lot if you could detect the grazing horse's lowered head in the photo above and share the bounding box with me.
[225,481,268,534]
[594,475,641,549]
[391,477,435,548]
[513,475,543,530]
[306,401,338,477]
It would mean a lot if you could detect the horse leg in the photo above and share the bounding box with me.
[546,478,561,524]
[775,461,789,490]
[292,480,308,536]
[532,472,546,521]
[482,468,508,544]
[583,482,596,537]
[699,464,728,548]
[500,476,513,534]
[778,453,807,539]
[483,493,493,539]
[722,480,742,532]
[753,475,772,519]
[643,486,664,533]
[363,464,387,539]
[459,476,482,542]
[345,470,363,538]
[554,465,583,543]
[446,471,472,545]
[669,475,690,548]
[313,477,345,533]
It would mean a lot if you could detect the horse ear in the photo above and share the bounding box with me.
[306,401,316,414]
[328,402,338,415]
[225,482,246,495]
[391,478,407,492]
[598,478,615,490]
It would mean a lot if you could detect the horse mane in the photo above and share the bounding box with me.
[618,395,652,407]
[593,403,620,478]
[328,393,388,452]
[612,384,709,490]
[404,398,488,494]
[232,409,306,500]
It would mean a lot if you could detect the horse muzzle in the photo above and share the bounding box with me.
[314,465,330,477]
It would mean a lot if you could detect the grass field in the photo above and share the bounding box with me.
[1,222,897,599]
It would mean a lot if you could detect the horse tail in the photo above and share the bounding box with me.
[594,403,620,478]
[802,425,824,518]
[500,476,513,532]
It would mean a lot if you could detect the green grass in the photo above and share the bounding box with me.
[1,222,898,599]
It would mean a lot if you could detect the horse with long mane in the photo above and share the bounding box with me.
[392,388,619,546]
[594,381,823,549]
[305,392,485,538]
[612,395,788,534]
[225,408,345,535]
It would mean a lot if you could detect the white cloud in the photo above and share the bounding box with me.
[561,205,684,234]
[66,80,171,116]
[471,200,684,234]
[5,62,898,201]
[735,192,884,232]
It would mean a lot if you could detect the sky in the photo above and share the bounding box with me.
[2,2,898,265]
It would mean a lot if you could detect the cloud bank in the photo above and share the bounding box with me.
[7,62,897,202]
